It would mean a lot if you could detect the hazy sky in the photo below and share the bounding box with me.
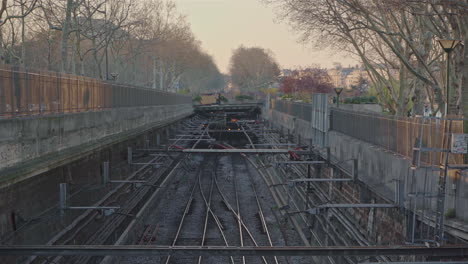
[173,0,359,73]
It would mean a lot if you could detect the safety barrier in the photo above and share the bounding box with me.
[0,65,191,117]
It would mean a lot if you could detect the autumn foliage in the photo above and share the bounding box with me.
[280,68,333,94]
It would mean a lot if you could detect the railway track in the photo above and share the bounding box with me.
[24,116,303,264]
[25,118,206,264]
[119,149,287,263]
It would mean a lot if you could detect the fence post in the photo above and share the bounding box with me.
[353,159,359,182]
[102,161,110,185]
[59,183,68,215]
[127,147,133,165]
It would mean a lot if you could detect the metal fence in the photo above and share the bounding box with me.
[271,99,464,164]
[330,108,464,164]
[0,65,191,117]
[270,100,312,121]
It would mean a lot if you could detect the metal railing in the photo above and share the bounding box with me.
[271,99,312,121]
[271,99,464,164]
[330,108,464,164]
[0,65,191,117]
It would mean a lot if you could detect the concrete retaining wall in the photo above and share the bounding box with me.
[0,104,193,186]
[265,105,468,239]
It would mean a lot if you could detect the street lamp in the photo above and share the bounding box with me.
[334,87,344,108]
[437,39,462,116]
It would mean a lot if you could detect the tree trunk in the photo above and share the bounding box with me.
[60,0,73,73]
[412,79,425,116]
[396,65,407,117]
[461,22,468,126]
[0,24,5,64]
[20,0,25,67]
[159,60,164,90]
[153,57,157,89]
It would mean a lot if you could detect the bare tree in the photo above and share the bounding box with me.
[267,0,467,116]
[229,46,280,96]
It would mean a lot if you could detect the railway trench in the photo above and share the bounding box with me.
[2,106,465,264]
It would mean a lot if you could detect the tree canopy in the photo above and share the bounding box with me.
[229,46,280,94]
[267,0,467,116]
[0,0,224,93]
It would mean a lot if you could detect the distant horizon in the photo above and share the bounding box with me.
[173,0,359,73]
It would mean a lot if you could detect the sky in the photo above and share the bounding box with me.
[173,0,359,73]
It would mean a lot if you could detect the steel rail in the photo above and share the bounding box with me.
[241,126,280,264]
[266,128,389,263]
[198,163,215,264]
[197,158,235,264]
[71,156,182,264]
[33,155,165,264]
[242,157,280,264]
[232,155,247,264]
[254,132,336,264]
[212,156,268,264]
[164,165,200,264]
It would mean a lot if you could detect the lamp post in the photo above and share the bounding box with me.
[334,87,344,108]
[437,39,461,116]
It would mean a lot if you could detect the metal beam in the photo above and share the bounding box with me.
[109,180,147,183]
[206,130,258,133]
[316,203,397,209]
[275,161,325,164]
[290,178,353,183]
[67,206,120,210]
[169,139,215,141]
[182,149,292,154]
[1,245,467,257]
[364,262,468,264]
[248,143,297,146]
[131,163,163,166]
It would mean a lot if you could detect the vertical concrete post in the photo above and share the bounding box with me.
[316,163,323,178]
[144,135,149,149]
[102,161,110,185]
[156,133,161,147]
[394,180,399,205]
[127,147,133,165]
[328,168,334,197]
[394,179,404,206]
[353,159,359,181]
[59,183,68,215]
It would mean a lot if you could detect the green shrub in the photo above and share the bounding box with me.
[343,96,378,104]
[446,208,456,218]
[220,95,228,103]
[193,95,202,103]
[178,88,190,95]
[236,94,254,101]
